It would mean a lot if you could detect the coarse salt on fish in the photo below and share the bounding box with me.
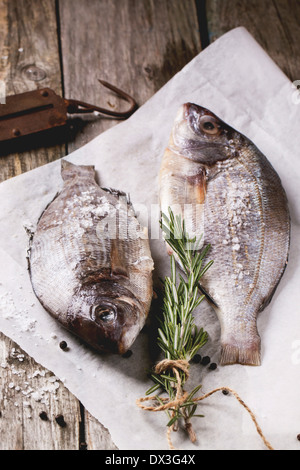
[159,103,290,366]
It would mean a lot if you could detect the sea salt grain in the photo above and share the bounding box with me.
[32,370,46,378]
[48,375,59,383]
[31,391,42,402]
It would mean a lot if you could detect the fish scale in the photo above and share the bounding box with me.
[159,103,290,365]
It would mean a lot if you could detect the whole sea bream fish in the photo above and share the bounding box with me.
[159,103,290,365]
[29,160,153,354]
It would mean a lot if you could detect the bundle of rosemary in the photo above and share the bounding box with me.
[137,209,274,450]
[138,209,213,444]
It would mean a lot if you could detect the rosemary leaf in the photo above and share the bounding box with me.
[147,209,213,436]
[146,383,161,395]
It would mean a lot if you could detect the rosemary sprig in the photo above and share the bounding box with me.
[146,208,213,434]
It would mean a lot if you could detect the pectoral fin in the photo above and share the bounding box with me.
[187,168,207,204]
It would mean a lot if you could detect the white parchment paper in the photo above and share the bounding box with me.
[0,27,299,450]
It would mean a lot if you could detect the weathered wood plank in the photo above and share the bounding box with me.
[0,0,64,182]
[0,333,81,450]
[59,0,202,151]
[206,0,300,81]
[84,411,117,450]
[0,0,83,451]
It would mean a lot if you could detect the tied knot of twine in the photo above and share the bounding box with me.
[136,358,274,451]
[155,359,190,405]
[154,358,190,377]
[155,359,189,412]
[138,358,196,446]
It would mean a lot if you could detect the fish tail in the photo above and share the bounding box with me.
[220,344,261,366]
[220,335,261,366]
[61,159,95,181]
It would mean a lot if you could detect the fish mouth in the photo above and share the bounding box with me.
[118,321,142,354]
[94,295,143,354]
[117,297,144,354]
[171,103,236,158]
[66,283,144,354]
[183,102,233,138]
[174,102,211,121]
[183,102,212,118]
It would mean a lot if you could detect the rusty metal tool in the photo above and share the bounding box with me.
[0,80,137,143]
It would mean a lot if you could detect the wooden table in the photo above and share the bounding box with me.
[0,0,299,450]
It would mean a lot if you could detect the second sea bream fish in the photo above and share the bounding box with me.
[159,103,290,365]
[29,160,153,354]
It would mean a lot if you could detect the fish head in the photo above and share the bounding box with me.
[169,103,241,164]
[67,282,144,354]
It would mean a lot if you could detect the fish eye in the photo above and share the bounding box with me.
[199,115,220,135]
[90,305,116,324]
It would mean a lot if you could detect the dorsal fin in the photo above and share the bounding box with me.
[61,160,95,181]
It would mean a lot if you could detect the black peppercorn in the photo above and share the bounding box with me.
[191,354,201,364]
[59,341,68,351]
[297,434,300,442]
[122,350,133,358]
[55,414,67,427]
[222,389,229,395]
[39,411,48,421]
[209,362,217,370]
[201,356,210,366]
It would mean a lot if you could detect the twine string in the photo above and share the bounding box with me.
[136,358,274,451]
[154,358,191,435]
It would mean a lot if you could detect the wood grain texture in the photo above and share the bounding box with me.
[0,0,83,451]
[206,0,300,81]
[59,0,202,151]
[0,333,81,450]
[0,0,64,182]
[84,411,117,450]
